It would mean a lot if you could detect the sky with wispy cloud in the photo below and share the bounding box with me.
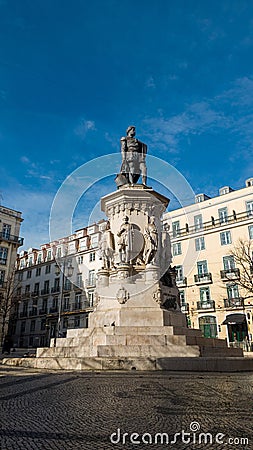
[1,0,253,249]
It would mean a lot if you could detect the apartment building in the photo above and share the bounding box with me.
[10,221,105,348]
[0,205,23,343]
[164,178,253,347]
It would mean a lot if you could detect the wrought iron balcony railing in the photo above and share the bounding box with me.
[197,300,215,310]
[224,297,244,308]
[220,268,240,280]
[194,273,212,284]
[0,232,24,246]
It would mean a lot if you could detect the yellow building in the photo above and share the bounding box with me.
[0,205,23,344]
[164,178,253,348]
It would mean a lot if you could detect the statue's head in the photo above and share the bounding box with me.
[126,125,136,137]
[123,216,129,223]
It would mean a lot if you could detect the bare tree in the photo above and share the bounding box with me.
[230,238,253,300]
[0,268,21,346]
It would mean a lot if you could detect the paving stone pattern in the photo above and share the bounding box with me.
[0,367,252,450]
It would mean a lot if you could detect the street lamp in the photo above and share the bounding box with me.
[54,259,74,346]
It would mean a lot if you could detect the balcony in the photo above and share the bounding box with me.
[29,309,37,317]
[31,291,40,297]
[49,307,58,313]
[85,279,96,288]
[41,289,50,296]
[181,303,189,313]
[176,277,187,287]
[0,231,24,246]
[224,297,244,308]
[51,286,60,293]
[20,311,28,318]
[72,302,82,311]
[194,273,212,284]
[39,308,47,315]
[197,300,215,310]
[220,268,240,280]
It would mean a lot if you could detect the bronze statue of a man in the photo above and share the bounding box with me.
[115,126,147,187]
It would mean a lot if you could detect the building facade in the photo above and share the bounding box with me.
[164,178,253,348]
[0,205,23,344]
[10,221,105,348]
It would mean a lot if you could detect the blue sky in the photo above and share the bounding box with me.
[1,0,253,249]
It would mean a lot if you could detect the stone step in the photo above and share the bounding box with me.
[97,344,200,358]
[200,347,243,357]
[173,326,202,337]
[2,355,253,371]
[186,336,227,348]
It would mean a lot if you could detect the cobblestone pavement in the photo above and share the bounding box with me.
[0,366,252,450]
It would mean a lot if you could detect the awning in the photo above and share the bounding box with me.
[222,314,246,325]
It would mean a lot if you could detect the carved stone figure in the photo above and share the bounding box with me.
[143,216,158,265]
[117,216,132,263]
[115,126,147,186]
[161,222,172,270]
[99,222,115,269]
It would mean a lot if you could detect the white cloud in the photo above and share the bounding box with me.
[74,118,96,139]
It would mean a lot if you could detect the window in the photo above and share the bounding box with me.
[18,271,23,281]
[63,296,70,310]
[88,291,94,307]
[56,247,62,258]
[47,250,52,261]
[37,254,42,264]
[45,265,51,274]
[77,255,83,264]
[53,278,60,291]
[42,298,48,311]
[36,267,41,276]
[175,265,183,281]
[21,322,26,333]
[197,260,208,275]
[2,223,11,238]
[34,282,40,295]
[179,290,186,306]
[246,200,253,217]
[64,278,71,290]
[249,225,253,240]
[172,221,180,237]
[28,257,33,267]
[91,235,98,248]
[0,270,5,285]
[30,320,35,332]
[52,297,58,309]
[41,320,46,331]
[0,247,8,265]
[172,242,182,256]
[74,316,80,328]
[88,270,96,286]
[43,280,50,294]
[227,283,239,299]
[89,252,95,262]
[200,287,211,302]
[218,207,228,224]
[27,270,32,279]
[25,284,30,294]
[194,214,203,231]
[63,318,68,329]
[199,316,217,339]
[223,255,235,270]
[76,273,83,288]
[220,231,232,245]
[75,293,82,309]
[195,236,205,251]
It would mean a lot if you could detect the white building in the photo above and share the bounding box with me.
[0,205,23,344]
[164,178,253,347]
